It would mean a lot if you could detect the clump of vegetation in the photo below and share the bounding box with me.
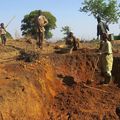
[114,35,120,40]
[80,0,120,24]
[17,50,39,62]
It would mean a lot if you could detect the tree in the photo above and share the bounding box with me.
[80,0,120,24]
[61,26,71,38]
[21,10,57,39]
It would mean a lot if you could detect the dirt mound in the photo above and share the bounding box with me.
[0,56,62,119]
[49,83,120,120]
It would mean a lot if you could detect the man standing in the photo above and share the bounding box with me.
[99,33,113,85]
[37,14,48,49]
[97,16,109,50]
[0,23,7,46]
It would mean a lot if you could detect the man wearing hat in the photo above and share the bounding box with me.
[99,33,113,85]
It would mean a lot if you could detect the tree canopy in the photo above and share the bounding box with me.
[80,0,120,24]
[21,10,57,39]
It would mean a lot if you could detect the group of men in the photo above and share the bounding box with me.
[37,14,80,51]
[0,13,80,51]
[0,14,118,118]
[64,16,113,86]
[0,14,113,86]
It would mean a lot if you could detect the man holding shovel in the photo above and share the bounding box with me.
[65,32,79,54]
[0,16,15,46]
[98,33,113,85]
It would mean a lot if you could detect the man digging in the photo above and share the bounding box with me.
[65,32,79,54]
[99,33,113,85]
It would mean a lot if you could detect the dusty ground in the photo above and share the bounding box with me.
[0,39,120,120]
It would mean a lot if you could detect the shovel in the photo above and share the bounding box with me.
[87,56,100,84]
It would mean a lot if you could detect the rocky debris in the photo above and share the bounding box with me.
[17,50,39,62]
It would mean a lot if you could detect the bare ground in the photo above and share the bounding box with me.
[0,39,120,120]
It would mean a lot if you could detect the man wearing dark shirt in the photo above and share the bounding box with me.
[97,16,109,50]
[66,32,79,51]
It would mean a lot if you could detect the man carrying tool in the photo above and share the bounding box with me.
[99,33,113,85]
[65,32,79,54]
[0,23,7,46]
[37,14,48,49]
[97,16,109,50]
[0,17,15,46]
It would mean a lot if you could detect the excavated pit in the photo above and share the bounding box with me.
[48,50,120,120]
[50,49,98,82]
[0,49,120,120]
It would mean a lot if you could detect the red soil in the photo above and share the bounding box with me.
[0,43,120,120]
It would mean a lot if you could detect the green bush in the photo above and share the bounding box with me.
[114,35,120,40]
[21,10,57,39]
[17,50,39,62]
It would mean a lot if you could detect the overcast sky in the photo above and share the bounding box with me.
[0,0,120,41]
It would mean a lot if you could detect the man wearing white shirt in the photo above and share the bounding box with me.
[100,33,113,85]
[37,14,48,49]
[0,23,7,46]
